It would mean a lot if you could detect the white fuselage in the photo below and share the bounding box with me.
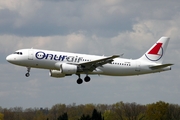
[6,49,171,76]
[6,37,173,84]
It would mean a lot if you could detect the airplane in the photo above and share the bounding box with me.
[6,37,173,84]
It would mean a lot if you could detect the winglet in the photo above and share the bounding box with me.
[112,55,120,58]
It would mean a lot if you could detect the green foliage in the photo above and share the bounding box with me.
[91,109,104,120]
[145,101,169,120]
[0,113,4,120]
[112,101,146,120]
[103,110,117,120]
[78,109,104,120]
[78,114,91,120]
[1,101,180,120]
[57,113,68,120]
[168,104,180,120]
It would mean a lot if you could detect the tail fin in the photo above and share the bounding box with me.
[139,37,170,64]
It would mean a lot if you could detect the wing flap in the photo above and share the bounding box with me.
[79,55,119,65]
[150,64,173,70]
[78,55,119,71]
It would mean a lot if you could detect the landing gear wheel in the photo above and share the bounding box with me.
[25,67,31,77]
[77,78,83,84]
[84,76,91,82]
[25,73,30,77]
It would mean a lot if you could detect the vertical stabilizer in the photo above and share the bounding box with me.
[139,37,170,64]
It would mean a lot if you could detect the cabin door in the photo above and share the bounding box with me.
[28,49,34,60]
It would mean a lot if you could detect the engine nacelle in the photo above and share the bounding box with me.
[49,70,65,78]
[60,63,77,74]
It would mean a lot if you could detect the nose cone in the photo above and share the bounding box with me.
[6,55,14,63]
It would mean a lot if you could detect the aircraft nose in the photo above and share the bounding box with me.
[6,55,13,63]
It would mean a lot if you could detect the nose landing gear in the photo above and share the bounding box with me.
[25,67,31,77]
[25,73,30,77]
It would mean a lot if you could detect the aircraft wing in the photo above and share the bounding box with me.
[78,55,119,71]
[149,63,174,70]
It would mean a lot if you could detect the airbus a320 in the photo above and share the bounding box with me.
[6,37,173,84]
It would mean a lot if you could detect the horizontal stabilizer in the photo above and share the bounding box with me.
[150,64,174,70]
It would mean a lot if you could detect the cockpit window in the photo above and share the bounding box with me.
[14,52,23,55]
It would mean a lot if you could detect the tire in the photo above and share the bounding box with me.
[77,78,83,84]
[84,76,91,82]
[25,73,30,77]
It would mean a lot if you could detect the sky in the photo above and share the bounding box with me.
[0,0,180,108]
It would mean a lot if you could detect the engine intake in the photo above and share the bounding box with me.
[49,70,65,78]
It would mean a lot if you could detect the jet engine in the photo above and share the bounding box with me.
[60,63,77,74]
[49,70,65,78]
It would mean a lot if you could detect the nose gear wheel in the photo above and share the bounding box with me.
[25,67,31,77]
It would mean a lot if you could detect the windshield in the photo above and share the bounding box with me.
[14,52,23,55]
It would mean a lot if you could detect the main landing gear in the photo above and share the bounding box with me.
[25,67,31,77]
[77,74,91,84]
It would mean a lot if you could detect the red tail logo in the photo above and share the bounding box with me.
[148,43,162,55]
[145,42,163,61]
